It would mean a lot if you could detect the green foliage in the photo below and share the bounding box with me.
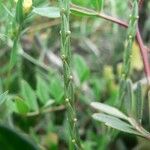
[134,82,143,123]
[0,0,150,149]
[49,75,64,103]
[20,80,38,111]
[122,0,138,79]
[92,113,139,135]
[91,102,128,120]
[92,0,104,12]
[73,54,90,83]
[0,91,8,105]
[9,39,19,72]
[36,75,49,104]
[15,96,29,114]
[0,124,39,150]
[91,102,150,139]
[15,0,24,25]
[33,7,60,18]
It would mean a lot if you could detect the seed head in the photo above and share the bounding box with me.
[129,35,132,39]
[72,139,75,143]
[65,98,69,103]
[73,118,77,122]
[66,30,71,36]
[69,75,73,81]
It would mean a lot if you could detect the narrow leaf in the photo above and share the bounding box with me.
[0,124,39,150]
[135,82,143,123]
[49,76,64,103]
[16,0,24,24]
[9,39,19,71]
[124,79,133,115]
[73,54,90,83]
[70,3,97,16]
[91,102,128,120]
[15,97,29,114]
[92,113,140,135]
[36,76,49,104]
[33,7,60,18]
[42,100,54,109]
[21,80,38,111]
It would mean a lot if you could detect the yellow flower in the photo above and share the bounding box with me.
[23,0,32,13]
[14,0,32,13]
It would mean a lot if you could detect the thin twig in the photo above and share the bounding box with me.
[26,105,65,117]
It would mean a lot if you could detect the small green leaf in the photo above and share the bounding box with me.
[117,78,126,106]
[33,7,60,18]
[124,79,133,115]
[0,91,8,105]
[49,76,64,103]
[21,80,38,111]
[92,113,140,135]
[91,102,128,120]
[42,100,54,109]
[16,0,24,24]
[70,4,97,17]
[15,97,29,114]
[73,54,90,83]
[135,82,143,123]
[9,39,19,71]
[36,76,50,104]
[0,124,39,150]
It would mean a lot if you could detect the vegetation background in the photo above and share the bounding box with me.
[0,0,150,150]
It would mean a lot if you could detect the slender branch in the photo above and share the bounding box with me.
[70,3,150,79]
[26,105,65,117]
[60,1,83,149]
[128,117,150,141]
[136,28,150,81]
[96,13,128,28]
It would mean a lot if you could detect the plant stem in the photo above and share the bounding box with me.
[59,0,82,149]
[26,105,65,117]
[128,117,150,140]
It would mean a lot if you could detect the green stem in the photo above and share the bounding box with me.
[118,0,139,108]
[59,0,82,149]
[6,29,21,89]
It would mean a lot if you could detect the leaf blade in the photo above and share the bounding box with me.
[92,113,140,135]
[91,102,128,120]
[21,80,38,111]
[33,7,60,18]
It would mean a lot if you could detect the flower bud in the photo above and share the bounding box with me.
[15,0,32,14]
[23,0,32,13]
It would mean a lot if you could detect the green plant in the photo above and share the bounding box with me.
[91,0,150,142]
[0,0,150,149]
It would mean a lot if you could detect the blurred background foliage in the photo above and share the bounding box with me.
[0,0,150,149]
